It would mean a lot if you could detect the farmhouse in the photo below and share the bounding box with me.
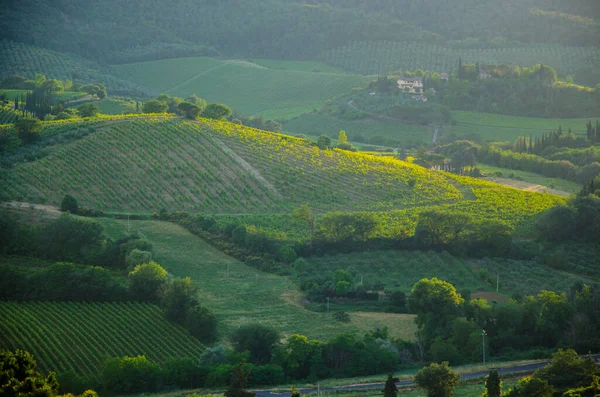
[397,77,423,94]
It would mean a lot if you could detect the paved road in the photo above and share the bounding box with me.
[255,355,600,397]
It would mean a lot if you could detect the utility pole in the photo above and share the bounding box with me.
[482,330,487,365]
[496,273,499,292]
[127,215,130,234]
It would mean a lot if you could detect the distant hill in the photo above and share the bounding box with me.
[0,40,150,96]
[1,0,598,65]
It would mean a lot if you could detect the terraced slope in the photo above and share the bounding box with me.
[112,57,371,119]
[0,117,463,213]
[0,301,204,376]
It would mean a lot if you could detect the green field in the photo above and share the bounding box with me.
[249,59,348,74]
[99,218,418,342]
[112,57,371,119]
[0,301,204,376]
[283,113,433,146]
[96,98,137,114]
[477,164,581,194]
[449,111,593,142]
[320,41,600,76]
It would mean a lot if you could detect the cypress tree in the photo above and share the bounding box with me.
[383,373,399,397]
[483,370,502,397]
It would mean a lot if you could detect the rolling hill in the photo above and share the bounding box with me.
[0,117,465,213]
[0,40,150,97]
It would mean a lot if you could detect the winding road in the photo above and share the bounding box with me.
[255,355,600,397]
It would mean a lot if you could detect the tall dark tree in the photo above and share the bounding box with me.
[224,362,255,397]
[483,370,502,397]
[383,373,399,397]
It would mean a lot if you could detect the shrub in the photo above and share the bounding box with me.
[142,100,168,113]
[77,103,99,118]
[128,261,168,302]
[61,194,79,213]
[333,311,351,323]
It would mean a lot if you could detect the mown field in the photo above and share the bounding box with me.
[0,117,464,213]
[320,41,600,76]
[99,218,418,342]
[0,301,205,376]
[112,57,371,119]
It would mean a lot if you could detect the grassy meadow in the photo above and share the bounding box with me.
[112,57,371,119]
[99,218,418,342]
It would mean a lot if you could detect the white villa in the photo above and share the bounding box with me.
[397,77,423,94]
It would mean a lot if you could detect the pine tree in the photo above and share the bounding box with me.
[587,121,593,141]
[383,373,399,397]
[457,57,464,80]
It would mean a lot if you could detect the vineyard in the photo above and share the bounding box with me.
[303,249,594,296]
[0,301,204,376]
[216,181,564,248]
[0,106,19,124]
[0,117,463,213]
[467,257,600,296]
[319,41,600,76]
[112,57,371,119]
[0,40,149,96]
